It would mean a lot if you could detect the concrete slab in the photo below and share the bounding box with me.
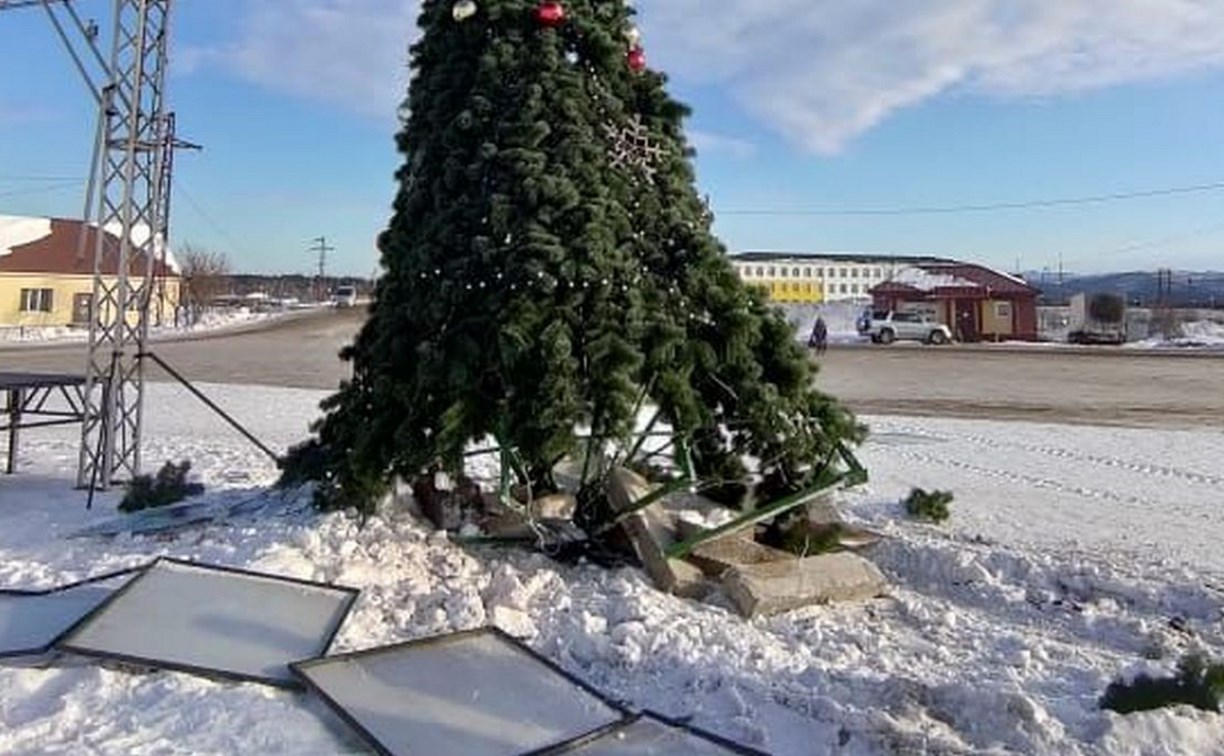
[688,537,793,578]
[621,512,708,599]
[533,493,577,520]
[722,552,887,618]
[606,467,654,514]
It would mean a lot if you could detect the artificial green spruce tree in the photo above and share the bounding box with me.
[284,0,864,519]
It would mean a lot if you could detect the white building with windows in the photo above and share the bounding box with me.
[728,252,943,304]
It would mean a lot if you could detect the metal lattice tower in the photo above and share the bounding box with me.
[75,0,175,488]
[2,0,176,487]
[0,0,174,488]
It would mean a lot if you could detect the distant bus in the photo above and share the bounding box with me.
[331,285,358,308]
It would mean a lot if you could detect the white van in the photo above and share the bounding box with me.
[331,285,358,308]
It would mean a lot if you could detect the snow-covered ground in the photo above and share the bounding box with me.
[1,384,1222,755]
[783,302,871,345]
[0,307,302,347]
[1129,320,1224,352]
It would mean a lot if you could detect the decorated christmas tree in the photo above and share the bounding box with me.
[284,0,864,526]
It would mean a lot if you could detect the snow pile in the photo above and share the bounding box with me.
[0,325,82,345]
[1130,319,1224,351]
[0,308,283,346]
[1,385,1222,755]
[98,221,178,273]
[172,307,280,335]
[0,215,179,272]
[0,215,53,258]
[888,266,978,292]
[780,301,870,344]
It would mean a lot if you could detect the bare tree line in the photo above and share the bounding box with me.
[177,243,231,323]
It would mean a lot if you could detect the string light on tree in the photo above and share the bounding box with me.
[452,0,477,21]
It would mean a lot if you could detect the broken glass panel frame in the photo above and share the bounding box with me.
[58,558,359,687]
[547,712,769,756]
[291,627,627,756]
[0,567,145,660]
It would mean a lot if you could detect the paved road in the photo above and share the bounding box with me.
[4,309,1222,429]
[816,344,1224,430]
[0,308,361,390]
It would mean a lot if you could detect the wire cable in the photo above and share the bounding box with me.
[0,180,82,199]
[173,179,251,260]
[0,174,83,182]
[718,180,1224,217]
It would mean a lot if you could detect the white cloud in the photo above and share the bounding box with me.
[183,0,418,118]
[637,0,1224,153]
[188,0,1224,153]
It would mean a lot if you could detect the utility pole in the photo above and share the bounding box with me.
[309,236,334,302]
[1156,268,1172,307]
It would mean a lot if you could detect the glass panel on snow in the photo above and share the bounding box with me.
[69,501,216,538]
[292,629,623,756]
[0,570,138,660]
[59,559,358,686]
[567,714,763,756]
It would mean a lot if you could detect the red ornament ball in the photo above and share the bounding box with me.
[535,1,565,27]
[627,46,647,72]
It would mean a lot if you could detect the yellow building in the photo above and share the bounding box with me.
[1,215,181,330]
[729,252,904,304]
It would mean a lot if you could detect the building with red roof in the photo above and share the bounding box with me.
[869,261,1040,342]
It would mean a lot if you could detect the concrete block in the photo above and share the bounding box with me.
[723,552,887,618]
[674,517,709,543]
[807,497,843,527]
[621,512,707,599]
[533,493,577,520]
[832,524,885,551]
[606,467,655,515]
[481,511,534,539]
[688,537,794,578]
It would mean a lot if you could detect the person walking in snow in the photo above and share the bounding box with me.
[809,316,829,355]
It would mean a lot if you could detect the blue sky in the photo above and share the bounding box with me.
[3,0,1224,276]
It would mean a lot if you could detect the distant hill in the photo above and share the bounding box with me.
[1023,270,1224,308]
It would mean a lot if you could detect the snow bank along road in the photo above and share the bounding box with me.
[3,307,1222,430]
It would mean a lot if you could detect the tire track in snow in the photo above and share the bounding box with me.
[872,422,1224,488]
[884,446,1152,509]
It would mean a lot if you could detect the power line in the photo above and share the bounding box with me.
[717,180,1224,217]
[1058,217,1224,267]
[173,179,251,260]
[0,180,82,199]
[0,174,83,182]
[1105,220,1224,258]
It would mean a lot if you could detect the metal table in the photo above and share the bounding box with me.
[0,372,88,474]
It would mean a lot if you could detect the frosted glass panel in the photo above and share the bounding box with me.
[0,571,135,659]
[60,559,357,685]
[569,715,760,756]
[294,630,623,756]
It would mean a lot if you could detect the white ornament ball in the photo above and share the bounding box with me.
[452,0,477,21]
[624,25,642,46]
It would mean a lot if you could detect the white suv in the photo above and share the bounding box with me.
[861,311,952,345]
